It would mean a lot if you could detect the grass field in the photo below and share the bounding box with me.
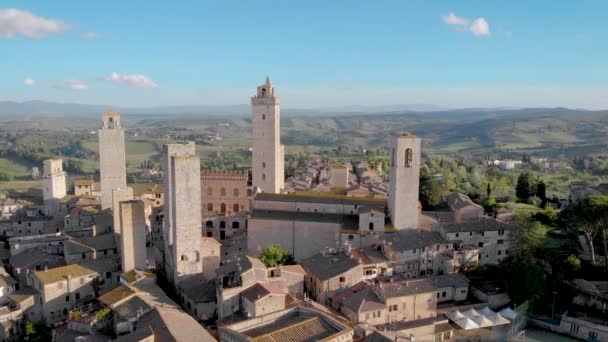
[0,158,33,179]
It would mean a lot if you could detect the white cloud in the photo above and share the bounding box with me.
[442,13,491,37]
[82,32,105,40]
[101,72,158,88]
[470,18,490,36]
[443,13,469,26]
[23,77,35,86]
[56,80,88,91]
[0,8,69,39]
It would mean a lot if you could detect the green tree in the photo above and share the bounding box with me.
[419,169,442,210]
[0,172,12,182]
[536,180,547,206]
[516,172,538,201]
[482,196,497,215]
[564,255,581,272]
[502,257,546,306]
[561,195,608,266]
[259,244,293,267]
[24,320,51,342]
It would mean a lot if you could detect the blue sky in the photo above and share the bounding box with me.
[1,1,607,109]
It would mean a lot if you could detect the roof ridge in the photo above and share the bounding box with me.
[252,316,320,340]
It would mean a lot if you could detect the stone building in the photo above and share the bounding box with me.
[111,187,134,256]
[118,200,147,272]
[444,192,484,223]
[215,256,305,319]
[219,305,354,342]
[251,77,284,194]
[389,133,421,230]
[339,278,438,325]
[73,180,95,197]
[239,281,287,318]
[330,164,349,188]
[201,171,249,241]
[162,142,202,286]
[248,192,388,261]
[42,159,66,217]
[28,264,98,325]
[98,109,127,210]
[438,218,516,265]
[300,250,363,305]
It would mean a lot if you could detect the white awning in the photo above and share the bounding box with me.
[472,314,494,328]
[453,317,480,330]
[490,313,511,326]
[499,307,518,320]
[446,310,467,321]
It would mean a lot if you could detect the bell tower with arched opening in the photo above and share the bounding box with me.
[389,133,421,230]
[251,77,284,193]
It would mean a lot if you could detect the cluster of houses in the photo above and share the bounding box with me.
[0,79,607,342]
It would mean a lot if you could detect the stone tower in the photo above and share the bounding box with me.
[119,200,147,273]
[251,77,284,193]
[99,109,127,210]
[42,159,66,217]
[163,142,202,284]
[388,133,421,230]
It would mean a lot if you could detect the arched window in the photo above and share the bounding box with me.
[220,203,226,214]
[232,221,240,229]
[262,114,266,120]
[181,255,188,261]
[207,187,212,196]
[207,203,213,212]
[205,221,213,228]
[369,222,374,231]
[233,188,239,197]
[262,173,266,181]
[405,148,413,168]
[220,188,226,196]
[220,221,226,229]
[233,203,239,212]
[262,162,266,168]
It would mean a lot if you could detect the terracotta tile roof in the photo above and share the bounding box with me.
[375,278,437,298]
[342,287,385,313]
[249,316,340,342]
[442,217,516,233]
[300,252,360,281]
[241,282,286,303]
[98,285,135,307]
[33,264,98,285]
[279,265,306,276]
[74,180,95,186]
[7,286,37,304]
[255,192,387,206]
[250,209,359,230]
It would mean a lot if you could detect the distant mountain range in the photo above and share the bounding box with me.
[0,100,602,118]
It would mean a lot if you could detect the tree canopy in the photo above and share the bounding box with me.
[259,244,294,267]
